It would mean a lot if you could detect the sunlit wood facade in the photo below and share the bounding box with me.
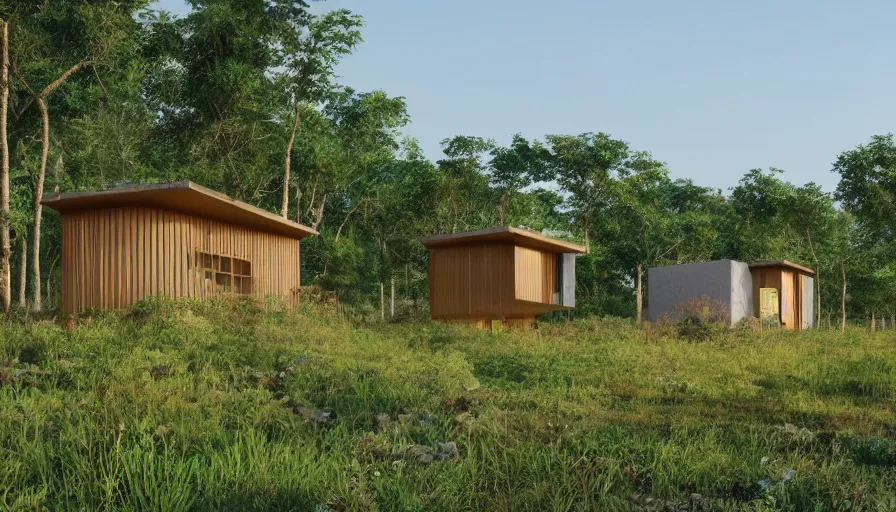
[44,182,318,314]
[749,260,815,331]
[422,227,585,329]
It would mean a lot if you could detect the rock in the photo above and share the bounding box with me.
[407,445,434,464]
[296,406,334,425]
[435,441,458,461]
[375,413,391,428]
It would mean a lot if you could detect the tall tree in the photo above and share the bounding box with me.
[833,134,896,241]
[436,136,494,233]
[487,134,548,225]
[0,18,9,310]
[543,133,629,253]
[278,9,363,218]
[13,1,146,310]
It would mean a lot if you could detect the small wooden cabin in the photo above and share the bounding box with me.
[42,181,318,314]
[421,227,586,329]
[749,260,815,331]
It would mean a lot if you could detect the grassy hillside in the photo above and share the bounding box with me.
[2,298,896,511]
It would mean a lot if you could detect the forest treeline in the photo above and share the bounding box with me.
[0,1,893,321]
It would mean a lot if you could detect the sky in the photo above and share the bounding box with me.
[152,0,896,193]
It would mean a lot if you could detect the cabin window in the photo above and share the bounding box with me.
[193,251,253,294]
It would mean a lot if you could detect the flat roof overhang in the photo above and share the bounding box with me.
[421,226,586,254]
[42,181,318,240]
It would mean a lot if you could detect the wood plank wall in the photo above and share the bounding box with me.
[750,267,805,331]
[427,243,562,324]
[428,244,514,319]
[61,207,302,314]
[513,246,558,304]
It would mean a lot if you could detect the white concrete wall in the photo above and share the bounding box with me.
[730,261,754,325]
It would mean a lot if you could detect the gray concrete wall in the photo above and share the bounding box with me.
[648,260,752,326]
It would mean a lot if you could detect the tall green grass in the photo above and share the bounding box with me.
[1,297,895,510]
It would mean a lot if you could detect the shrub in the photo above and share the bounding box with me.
[672,295,730,324]
[675,316,713,342]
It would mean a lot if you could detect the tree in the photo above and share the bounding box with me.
[487,134,549,225]
[436,136,494,233]
[0,18,9,310]
[833,134,896,241]
[13,1,142,310]
[278,9,363,218]
[607,152,682,323]
[543,133,629,253]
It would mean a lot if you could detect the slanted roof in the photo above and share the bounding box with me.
[749,260,815,275]
[421,226,586,254]
[42,181,318,240]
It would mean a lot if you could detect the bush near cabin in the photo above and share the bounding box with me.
[1,297,896,510]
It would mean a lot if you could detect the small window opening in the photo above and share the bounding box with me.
[194,251,253,295]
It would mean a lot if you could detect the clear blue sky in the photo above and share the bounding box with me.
[152,0,895,192]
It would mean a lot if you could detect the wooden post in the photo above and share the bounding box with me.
[635,264,643,324]
[840,260,847,334]
[390,277,395,318]
[17,236,25,308]
[380,282,384,321]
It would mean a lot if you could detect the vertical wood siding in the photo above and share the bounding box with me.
[427,243,563,326]
[513,246,558,304]
[60,207,302,314]
[750,266,806,331]
[428,244,513,319]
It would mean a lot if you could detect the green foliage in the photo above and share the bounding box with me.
[0,0,893,325]
[1,303,896,509]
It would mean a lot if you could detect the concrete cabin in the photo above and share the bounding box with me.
[421,227,586,329]
[42,181,319,314]
[647,259,815,330]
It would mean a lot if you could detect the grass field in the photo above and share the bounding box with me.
[2,297,896,511]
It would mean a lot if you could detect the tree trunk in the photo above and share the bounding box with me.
[806,231,821,327]
[583,215,590,254]
[31,98,50,311]
[390,277,395,318]
[17,235,25,308]
[0,20,10,311]
[871,311,876,331]
[636,264,643,324]
[334,200,365,243]
[840,260,847,334]
[380,282,385,321]
[281,105,300,218]
[498,191,508,225]
[451,193,458,233]
[310,194,327,231]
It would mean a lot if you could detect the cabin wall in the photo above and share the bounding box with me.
[801,275,815,329]
[750,267,812,330]
[60,207,301,314]
[647,260,748,326]
[751,267,782,323]
[427,243,514,319]
[513,246,558,305]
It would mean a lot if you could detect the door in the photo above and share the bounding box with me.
[759,288,780,327]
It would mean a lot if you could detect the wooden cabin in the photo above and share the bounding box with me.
[42,181,318,314]
[421,227,586,329]
[749,260,815,331]
[647,259,816,331]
